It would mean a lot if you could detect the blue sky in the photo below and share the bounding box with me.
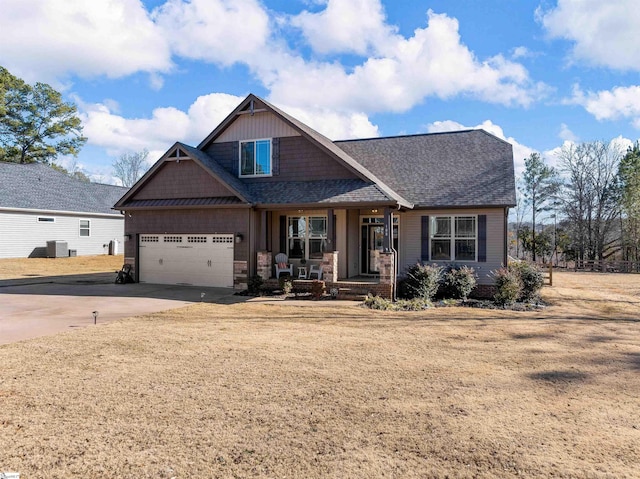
[1,0,639,184]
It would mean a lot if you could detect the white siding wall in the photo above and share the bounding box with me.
[0,210,124,258]
[216,112,301,143]
[398,208,506,284]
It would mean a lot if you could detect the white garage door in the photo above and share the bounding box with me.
[139,234,234,288]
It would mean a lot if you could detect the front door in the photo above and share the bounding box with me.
[361,224,385,274]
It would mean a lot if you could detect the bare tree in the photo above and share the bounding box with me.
[113,149,148,187]
[558,141,622,261]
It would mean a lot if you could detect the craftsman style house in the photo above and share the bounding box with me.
[114,94,516,298]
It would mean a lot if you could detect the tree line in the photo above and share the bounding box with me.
[515,141,640,264]
[1,66,147,186]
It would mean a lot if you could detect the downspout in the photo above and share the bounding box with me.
[391,210,398,301]
[504,207,509,266]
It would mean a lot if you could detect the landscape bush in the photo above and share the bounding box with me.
[247,275,264,295]
[403,263,443,300]
[363,294,431,311]
[509,261,544,302]
[491,267,522,306]
[439,265,477,300]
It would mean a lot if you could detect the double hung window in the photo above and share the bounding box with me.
[240,139,271,176]
[430,216,476,261]
[287,216,327,260]
[79,219,91,237]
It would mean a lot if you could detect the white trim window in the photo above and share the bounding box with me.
[79,219,91,237]
[430,216,477,261]
[240,139,271,177]
[287,216,327,260]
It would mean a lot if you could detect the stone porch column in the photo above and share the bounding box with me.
[322,251,339,283]
[256,251,272,280]
[378,251,395,299]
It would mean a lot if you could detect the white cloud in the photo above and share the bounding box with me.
[269,9,546,113]
[152,0,270,66]
[425,119,535,177]
[290,0,395,55]
[569,84,640,127]
[79,93,244,157]
[277,105,379,139]
[559,123,578,142]
[0,0,172,84]
[538,0,640,70]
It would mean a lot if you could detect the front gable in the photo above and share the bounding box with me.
[202,107,360,182]
[114,143,251,210]
[132,159,236,200]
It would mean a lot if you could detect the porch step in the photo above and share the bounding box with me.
[336,287,368,301]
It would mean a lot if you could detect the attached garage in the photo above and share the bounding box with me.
[139,234,235,288]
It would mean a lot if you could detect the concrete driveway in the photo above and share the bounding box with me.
[0,273,240,345]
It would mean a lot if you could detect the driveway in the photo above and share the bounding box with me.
[0,273,240,345]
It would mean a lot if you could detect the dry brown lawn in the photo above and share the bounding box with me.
[0,254,124,280]
[1,270,639,478]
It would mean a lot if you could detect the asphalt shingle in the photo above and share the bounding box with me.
[0,162,127,215]
[336,130,516,208]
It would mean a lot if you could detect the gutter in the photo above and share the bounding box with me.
[0,207,123,219]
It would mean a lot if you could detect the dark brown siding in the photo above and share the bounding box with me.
[133,160,234,200]
[124,208,249,261]
[205,137,358,181]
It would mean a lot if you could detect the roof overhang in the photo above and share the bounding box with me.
[0,206,123,218]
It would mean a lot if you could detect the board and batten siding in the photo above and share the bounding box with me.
[215,111,300,143]
[398,208,506,284]
[0,210,124,258]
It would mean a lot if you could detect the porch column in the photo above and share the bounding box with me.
[256,251,272,280]
[326,208,335,251]
[259,211,267,251]
[383,207,392,252]
[378,251,395,299]
[322,251,338,283]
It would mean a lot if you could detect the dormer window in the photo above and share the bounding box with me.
[240,139,271,177]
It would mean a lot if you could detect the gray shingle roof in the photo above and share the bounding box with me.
[336,130,516,208]
[0,162,127,215]
[246,179,391,205]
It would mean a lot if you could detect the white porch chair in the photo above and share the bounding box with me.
[309,264,323,280]
[274,253,294,279]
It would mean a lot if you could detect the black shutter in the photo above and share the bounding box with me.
[421,216,429,262]
[279,215,286,254]
[332,214,337,251]
[478,215,487,262]
[232,141,240,176]
[272,137,280,176]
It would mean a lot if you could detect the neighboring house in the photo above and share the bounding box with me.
[0,162,127,259]
[114,94,516,297]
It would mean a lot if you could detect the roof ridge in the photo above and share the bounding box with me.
[335,129,483,143]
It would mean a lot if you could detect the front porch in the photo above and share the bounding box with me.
[257,250,396,299]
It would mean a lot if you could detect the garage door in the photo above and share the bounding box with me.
[139,234,234,288]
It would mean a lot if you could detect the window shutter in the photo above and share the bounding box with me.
[332,214,337,251]
[279,215,286,254]
[272,137,280,176]
[478,215,487,262]
[421,216,429,262]
[232,141,240,176]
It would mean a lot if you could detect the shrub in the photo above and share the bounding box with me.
[311,280,325,300]
[363,295,431,311]
[509,261,544,302]
[491,267,522,306]
[363,294,394,310]
[278,276,293,294]
[403,263,442,300]
[247,275,264,295]
[440,266,477,300]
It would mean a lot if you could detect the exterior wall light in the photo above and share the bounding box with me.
[235,233,244,243]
